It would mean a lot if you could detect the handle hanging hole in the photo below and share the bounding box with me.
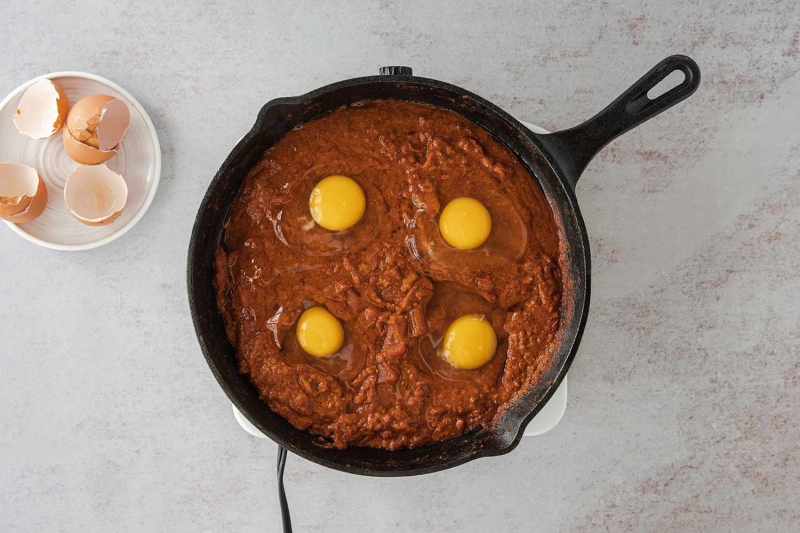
[647,70,686,100]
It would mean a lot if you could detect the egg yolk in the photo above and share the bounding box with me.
[309,175,366,231]
[438,197,492,250]
[440,314,497,370]
[296,306,344,357]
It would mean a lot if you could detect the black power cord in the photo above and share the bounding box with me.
[277,446,292,532]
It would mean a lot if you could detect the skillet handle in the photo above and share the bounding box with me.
[538,55,700,189]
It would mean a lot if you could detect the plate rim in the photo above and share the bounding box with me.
[0,71,162,251]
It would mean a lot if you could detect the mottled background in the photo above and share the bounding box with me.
[1,1,798,531]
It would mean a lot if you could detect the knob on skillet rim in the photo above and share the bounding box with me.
[379,66,413,76]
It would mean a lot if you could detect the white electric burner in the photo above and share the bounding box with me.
[232,120,568,440]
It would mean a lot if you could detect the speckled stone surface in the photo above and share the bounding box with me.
[1,1,799,531]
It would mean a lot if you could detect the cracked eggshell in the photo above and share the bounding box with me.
[13,79,70,139]
[62,127,117,165]
[66,94,130,150]
[0,163,48,223]
[64,164,128,226]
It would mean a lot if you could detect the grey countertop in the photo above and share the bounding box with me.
[2,1,799,531]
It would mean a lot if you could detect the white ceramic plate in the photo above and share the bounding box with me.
[0,72,161,250]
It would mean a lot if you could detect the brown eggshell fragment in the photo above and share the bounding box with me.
[62,127,118,165]
[0,163,48,223]
[13,79,69,139]
[96,98,131,151]
[66,94,129,151]
[64,164,127,226]
[66,94,114,147]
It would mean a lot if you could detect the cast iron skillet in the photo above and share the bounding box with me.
[188,55,700,476]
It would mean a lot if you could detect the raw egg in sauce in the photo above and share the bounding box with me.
[309,175,365,231]
[296,306,344,357]
[438,197,492,250]
[440,314,497,370]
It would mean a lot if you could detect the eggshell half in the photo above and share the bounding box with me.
[13,79,70,139]
[66,94,114,147]
[66,94,130,151]
[64,164,128,226]
[62,127,118,165]
[0,162,48,223]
